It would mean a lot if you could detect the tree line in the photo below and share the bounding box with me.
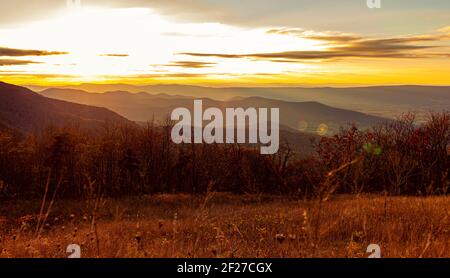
[0,112,448,200]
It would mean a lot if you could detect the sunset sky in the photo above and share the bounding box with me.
[0,0,449,86]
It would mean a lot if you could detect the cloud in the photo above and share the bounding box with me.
[0,59,41,66]
[1,0,450,38]
[267,28,362,42]
[267,27,450,43]
[181,28,450,62]
[99,53,129,57]
[438,26,450,33]
[179,48,436,61]
[0,46,68,57]
[126,73,210,78]
[157,61,216,68]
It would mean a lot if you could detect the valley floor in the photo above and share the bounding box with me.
[0,193,449,258]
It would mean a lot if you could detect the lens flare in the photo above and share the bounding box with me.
[316,123,328,136]
[298,120,308,132]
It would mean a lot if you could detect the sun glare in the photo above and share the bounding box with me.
[0,5,323,84]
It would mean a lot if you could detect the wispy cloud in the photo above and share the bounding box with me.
[267,28,362,42]
[0,59,41,66]
[157,61,217,68]
[181,27,450,62]
[179,49,437,61]
[0,46,68,57]
[120,73,210,78]
[99,53,129,57]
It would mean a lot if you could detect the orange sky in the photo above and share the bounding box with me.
[0,2,449,87]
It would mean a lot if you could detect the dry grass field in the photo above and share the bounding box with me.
[0,193,449,258]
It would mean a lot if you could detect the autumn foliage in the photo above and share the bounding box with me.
[0,112,448,200]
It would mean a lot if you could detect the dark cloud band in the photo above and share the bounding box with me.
[181,29,450,62]
[99,54,129,57]
[0,59,41,66]
[0,47,68,57]
[159,61,217,68]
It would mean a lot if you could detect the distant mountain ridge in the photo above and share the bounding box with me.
[0,81,131,134]
[39,87,387,134]
[29,84,450,121]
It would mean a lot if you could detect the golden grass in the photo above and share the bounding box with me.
[0,193,449,258]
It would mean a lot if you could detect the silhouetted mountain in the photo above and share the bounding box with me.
[32,84,450,121]
[39,88,386,134]
[0,81,131,133]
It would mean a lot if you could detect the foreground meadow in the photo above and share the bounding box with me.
[0,193,449,258]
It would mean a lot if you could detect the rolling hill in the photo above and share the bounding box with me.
[31,84,450,121]
[39,88,387,134]
[0,81,131,134]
